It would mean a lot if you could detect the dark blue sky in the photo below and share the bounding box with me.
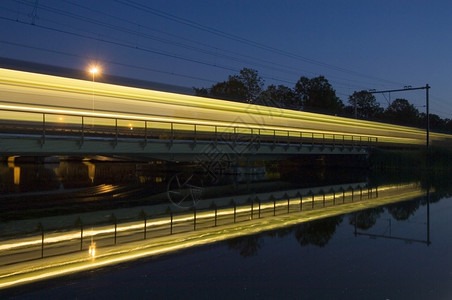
[0,0,450,118]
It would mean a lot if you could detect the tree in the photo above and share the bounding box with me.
[193,87,208,97]
[194,68,264,103]
[419,113,447,132]
[234,68,264,102]
[209,77,248,102]
[258,84,299,109]
[294,76,344,114]
[347,90,383,119]
[384,98,420,126]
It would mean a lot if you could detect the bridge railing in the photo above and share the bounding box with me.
[0,107,377,148]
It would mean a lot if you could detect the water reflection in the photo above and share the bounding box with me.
[226,191,432,258]
[1,158,451,292]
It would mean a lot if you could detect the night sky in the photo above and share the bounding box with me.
[0,0,450,118]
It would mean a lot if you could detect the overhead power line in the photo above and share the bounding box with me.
[115,0,403,87]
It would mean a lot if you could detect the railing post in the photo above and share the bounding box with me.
[193,207,197,231]
[169,209,173,234]
[81,116,84,145]
[170,122,174,144]
[273,197,276,216]
[257,197,261,218]
[287,131,290,148]
[144,120,148,145]
[233,201,237,223]
[194,124,197,144]
[110,213,117,245]
[299,132,302,149]
[258,128,261,148]
[42,113,46,145]
[214,203,218,227]
[37,222,44,258]
[75,217,83,251]
[115,118,118,146]
[140,210,147,240]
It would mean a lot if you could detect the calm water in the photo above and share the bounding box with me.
[1,161,452,299]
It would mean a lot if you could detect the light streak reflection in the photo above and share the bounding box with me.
[0,183,426,290]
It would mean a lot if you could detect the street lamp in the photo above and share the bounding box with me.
[89,66,100,126]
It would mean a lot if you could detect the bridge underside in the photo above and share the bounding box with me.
[0,134,368,162]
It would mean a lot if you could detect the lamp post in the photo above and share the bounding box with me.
[89,66,99,126]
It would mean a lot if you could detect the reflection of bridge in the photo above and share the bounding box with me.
[1,68,451,160]
[0,182,426,289]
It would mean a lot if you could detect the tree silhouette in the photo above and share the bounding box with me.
[349,207,384,230]
[258,84,298,109]
[228,235,264,257]
[194,68,264,103]
[294,76,344,114]
[347,90,383,119]
[384,98,419,126]
[294,216,343,247]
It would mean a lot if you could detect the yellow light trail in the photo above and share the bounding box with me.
[1,67,449,147]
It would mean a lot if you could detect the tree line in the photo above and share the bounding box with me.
[194,68,452,133]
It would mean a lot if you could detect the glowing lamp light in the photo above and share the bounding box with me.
[89,66,99,75]
[88,240,96,259]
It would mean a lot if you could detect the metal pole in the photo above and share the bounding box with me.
[426,84,430,148]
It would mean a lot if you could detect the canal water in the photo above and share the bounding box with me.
[1,160,451,299]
